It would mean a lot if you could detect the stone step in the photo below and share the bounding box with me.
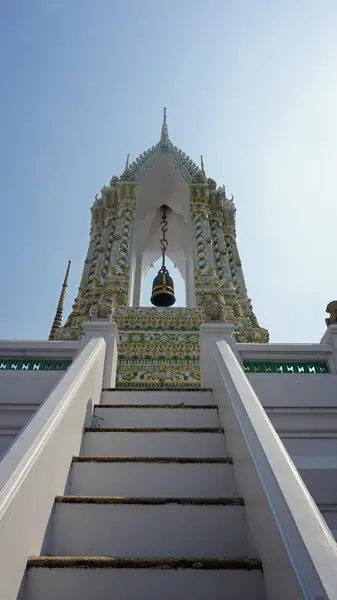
[46,497,248,558]
[92,405,219,428]
[26,557,264,600]
[69,457,236,497]
[81,429,226,458]
[100,389,214,406]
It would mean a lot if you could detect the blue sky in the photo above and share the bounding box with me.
[1,0,337,342]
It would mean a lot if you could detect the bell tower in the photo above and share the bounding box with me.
[57,109,268,389]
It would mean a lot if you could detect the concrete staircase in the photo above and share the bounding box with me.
[25,390,265,600]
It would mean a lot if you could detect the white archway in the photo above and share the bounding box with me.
[129,152,196,307]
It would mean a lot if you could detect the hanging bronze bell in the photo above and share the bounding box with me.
[150,266,176,307]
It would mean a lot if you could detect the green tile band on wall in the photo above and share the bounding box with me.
[0,359,73,371]
[243,361,329,374]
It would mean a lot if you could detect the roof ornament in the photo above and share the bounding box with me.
[49,260,71,340]
[121,152,133,181]
[159,107,170,149]
[125,153,130,171]
[201,155,206,179]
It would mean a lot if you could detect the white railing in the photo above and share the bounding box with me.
[237,342,336,373]
[0,337,105,600]
[200,334,337,600]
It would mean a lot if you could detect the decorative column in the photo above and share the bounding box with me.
[108,181,136,305]
[132,253,143,307]
[190,183,222,307]
[222,197,252,318]
[208,190,235,296]
[82,199,103,294]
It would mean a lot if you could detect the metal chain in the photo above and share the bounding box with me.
[160,205,169,271]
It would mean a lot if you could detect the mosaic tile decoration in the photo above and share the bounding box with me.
[115,307,206,389]
[244,361,330,374]
[0,359,72,371]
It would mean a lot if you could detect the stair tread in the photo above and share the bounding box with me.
[28,556,262,570]
[72,456,232,463]
[95,404,217,409]
[55,496,243,505]
[102,388,213,392]
[84,427,223,433]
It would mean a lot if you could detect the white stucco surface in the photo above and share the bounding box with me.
[49,503,248,557]
[0,341,79,459]
[247,373,337,407]
[69,461,236,498]
[0,338,105,600]
[200,324,337,600]
[82,430,226,458]
[26,568,264,600]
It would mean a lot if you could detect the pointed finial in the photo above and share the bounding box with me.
[160,107,170,146]
[125,153,130,171]
[201,155,206,178]
[49,261,71,340]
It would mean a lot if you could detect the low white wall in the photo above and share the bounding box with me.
[0,340,79,406]
[247,373,337,408]
[0,341,80,460]
[0,337,105,600]
[0,371,65,406]
[200,332,337,600]
[238,342,335,371]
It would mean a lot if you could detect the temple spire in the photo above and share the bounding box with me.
[125,153,130,171]
[49,260,71,340]
[201,155,206,178]
[160,107,170,147]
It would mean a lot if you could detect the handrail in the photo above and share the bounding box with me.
[0,337,105,599]
[211,339,337,599]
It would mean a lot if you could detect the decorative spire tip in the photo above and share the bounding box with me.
[160,107,170,146]
[49,260,72,340]
[201,155,206,177]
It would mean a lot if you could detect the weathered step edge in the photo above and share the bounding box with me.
[95,404,217,409]
[102,388,213,392]
[72,456,233,464]
[84,427,224,433]
[55,496,244,506]
[28,556,262,570]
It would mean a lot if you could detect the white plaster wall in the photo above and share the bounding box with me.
[200,330,337,600]
[0,371,65,405]
[26,567,264,600]
[82,431,226,458]
[0,338,105,600]
[0,340,78,407]
[247,373,337,407]
[247,373,337,511]
[100,390,214,405]
[0,371,75,459]
[93,406,219,428]
[69,461,236,498]
[49,503,248,557]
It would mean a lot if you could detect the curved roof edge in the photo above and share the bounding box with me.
[120,108,206,184]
